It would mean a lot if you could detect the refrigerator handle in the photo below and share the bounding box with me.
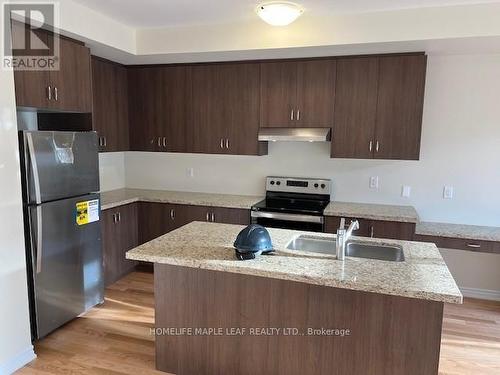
[32,206,43,274]
[26,133,42,204]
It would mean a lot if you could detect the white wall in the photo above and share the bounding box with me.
[440,248,500,300]
[136,3,500,56]
[124,53,500,227]
[99,153,125,191]
[0,33,35,375]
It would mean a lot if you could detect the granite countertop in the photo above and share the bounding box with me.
[324,201,420,223]
[416,221,500,242]
[100,188,263,211]
[127,221,462,304]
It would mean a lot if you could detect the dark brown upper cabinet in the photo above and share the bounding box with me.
[374,55,426,160]
[12,22,92,112]
[48,37,92,112]
[91,57,129,152]
[331,57,378,159]
[331,54,426,160]
[188,62,267,156]
[260,59,336,127]
[128,66,190,152]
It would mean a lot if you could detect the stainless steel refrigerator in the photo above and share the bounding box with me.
[19,130,103,339]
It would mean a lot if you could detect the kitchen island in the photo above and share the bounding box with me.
[127,222,462,375]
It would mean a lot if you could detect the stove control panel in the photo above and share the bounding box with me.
[266,176,332,195]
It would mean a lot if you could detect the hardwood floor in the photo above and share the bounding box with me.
[17,271,500,375]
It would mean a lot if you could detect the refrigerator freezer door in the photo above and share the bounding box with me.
[23,131,99,204]
[29,193,103,339]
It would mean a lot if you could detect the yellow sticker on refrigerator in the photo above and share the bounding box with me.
[76,199,100,225]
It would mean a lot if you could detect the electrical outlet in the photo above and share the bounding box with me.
[443,186,454,199]
[369,176,379,190]
[401,185,411,198]
[187,168,194,178]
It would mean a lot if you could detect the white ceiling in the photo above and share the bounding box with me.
[72,0,500,29]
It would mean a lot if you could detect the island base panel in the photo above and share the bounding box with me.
[154,264,443,375]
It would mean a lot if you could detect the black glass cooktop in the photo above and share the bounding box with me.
[252,195,329,216]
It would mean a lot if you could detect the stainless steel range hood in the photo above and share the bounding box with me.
[258,127,331,142]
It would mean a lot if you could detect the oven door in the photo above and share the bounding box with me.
[251,211,324,232]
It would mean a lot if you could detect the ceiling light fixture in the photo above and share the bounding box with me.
[256,2,304,26]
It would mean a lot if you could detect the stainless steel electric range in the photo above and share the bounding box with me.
[251,176,332,232]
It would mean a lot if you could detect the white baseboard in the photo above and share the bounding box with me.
[0,346,36,375]
[460,287,500,301]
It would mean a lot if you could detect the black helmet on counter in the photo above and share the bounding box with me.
[233,224,274,260]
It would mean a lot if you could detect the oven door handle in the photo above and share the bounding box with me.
[251,211,324,224]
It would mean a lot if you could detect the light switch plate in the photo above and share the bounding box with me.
[369,176,379,189]
[443,186,454,199]
[187,168,194,178]
[401,185,411,198]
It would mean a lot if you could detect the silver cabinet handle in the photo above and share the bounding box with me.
[112,213,116,223]
[206,212,210,221]
[290,110,294,121]
[47,86,52,100]
[297,109,300,121]
[220,138,224,149]
[103,136,106,147]
[163,137,167,148]
[369,141,373,152]
[54,87,58,101]
[467,243,481,248]
[375,141,379,152]
[98,137,102,147]
[157,137,161,147]
[211,213,215,222]
[170,208,175,220]
[225,138,229,149]
[370,225,374,238]
[117,212,121,222]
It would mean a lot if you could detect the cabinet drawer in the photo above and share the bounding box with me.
[415,234,500,254]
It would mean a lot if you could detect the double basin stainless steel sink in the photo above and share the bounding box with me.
[285,235,405,262]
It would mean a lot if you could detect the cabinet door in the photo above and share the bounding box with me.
[116,203,139,276]
[91,58,129,152]
[218,63,264,155]
[175,205,212,226]
[138,202,174,244]
[48,37,92,112]
[158,66,190,152]
[370,220,415,241]
[101,204,138,286]
[101,209,118,286]
[331,57,378,159]
[260,61,297,127]
[188,65,225,154]
[296,59,336,127]
[115,63,130,151]
[211,207,250,225]
[128,68,160,151]
[374,55,426,160]
[12,21,50,109]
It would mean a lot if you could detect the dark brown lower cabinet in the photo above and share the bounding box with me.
[101,203,138,286]
[414,234,500,254]
[325,216,415,241]
[138,202,250,244]
[155,264,443,375]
